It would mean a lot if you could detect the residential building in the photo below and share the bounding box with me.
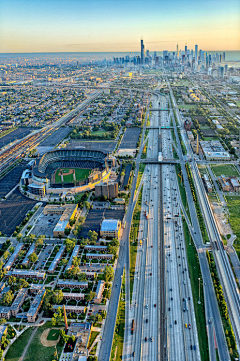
[48,245,66,273]
[94,280,105,304]
[57,280,88,289]
[27,289,46,322]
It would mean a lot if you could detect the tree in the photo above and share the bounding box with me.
[103,266,114,282]
[0,318,7,325]
[52,307,63,326]
[19,279,29,289]
[28,252,38,263]
[16,233,23,242]
[88,230,98,243]
[52,290,64,305]
[8,276,17,287]
[64,238,75,253]
[60,329,70,344]
[35,235,45,247]
[27,234,36,243]
[85,291,96,302]
[60,258,68,266]
[1,335,10,348]
[78,273,87,281]
[84,201,91,210]
[72,256,80,267]
[2,290,14,306]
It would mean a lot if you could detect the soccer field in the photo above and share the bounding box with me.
[54,168,91,183]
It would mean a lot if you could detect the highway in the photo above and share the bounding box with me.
[123,92,200,361]
[168,81,234,359]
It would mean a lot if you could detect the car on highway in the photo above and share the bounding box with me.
[146,319,148,323]
[145,337,147,342]
[193,345,196,350]
[154,304,156,307]
[188,324,191,329]
[146,304,148,309]
[150,337,153,342]
[116,284,118,287]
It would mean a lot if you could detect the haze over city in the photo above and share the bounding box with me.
[0,0,240,53]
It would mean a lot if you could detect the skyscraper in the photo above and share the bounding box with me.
[141,39,145,65]
[195,45,198,62]
[223,52,226,62]
[185,45,187,57]
[176,43,179,58]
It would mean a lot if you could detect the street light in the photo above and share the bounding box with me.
[198,278,201,304]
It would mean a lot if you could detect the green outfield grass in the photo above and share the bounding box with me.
[225,196,240,255]
[54,168,91,183]
[210,164,240,177]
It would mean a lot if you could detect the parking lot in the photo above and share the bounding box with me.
[118,128,141,149]
[0,188,37,236]
[68,140,116,153]
[0,161,27,199]
[31,213,60,238]
[79,208,125,238]
[40,126,71,147]
[35,244,52,270]
[0,127,33,148]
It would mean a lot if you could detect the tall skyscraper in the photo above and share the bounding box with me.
[223,52,226,62]
[185,45,188,57]
[176,43,179,58]
[195,45,198,62]
[141,39,145,64]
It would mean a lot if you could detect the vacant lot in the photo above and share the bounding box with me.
[210,164,240,177]
[178,104,197,109]
[55,168,91,183]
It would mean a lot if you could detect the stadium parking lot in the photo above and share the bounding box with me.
[118,127,141,149]
[0,161,27,199]
[40,126,71,147]
[0,127,33,148]
[0,188,37,236]
[68,140,116,153]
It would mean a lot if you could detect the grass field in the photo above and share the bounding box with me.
[210,164,240,177]
[47,329,60,341]
[183,220,209,361]
[225,196,240,255]
[24,324,63,361]
[178,104,197,109]
[55,168,91,183]
[5,327,33,361]
[91,130,106,136]
[88,331,100,349]
[236,101,240,107]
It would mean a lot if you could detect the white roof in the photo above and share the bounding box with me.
[101,219,119,232]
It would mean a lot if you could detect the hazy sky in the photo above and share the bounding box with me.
[0,0,239,53]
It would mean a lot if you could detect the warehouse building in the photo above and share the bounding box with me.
[100,219,121,239]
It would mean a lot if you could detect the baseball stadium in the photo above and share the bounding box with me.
[21,148,116,198]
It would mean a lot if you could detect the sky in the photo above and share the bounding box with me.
[0,0,240,53]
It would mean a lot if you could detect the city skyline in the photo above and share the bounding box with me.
[0,0,239,53]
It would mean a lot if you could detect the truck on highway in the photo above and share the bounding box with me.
[131,319,135,334]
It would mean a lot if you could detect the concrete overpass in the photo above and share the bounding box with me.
[142,158,178,164]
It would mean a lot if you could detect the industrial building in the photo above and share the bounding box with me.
[100,219,121,239]
[200,141,230,161]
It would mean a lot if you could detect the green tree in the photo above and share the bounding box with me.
[0,318,7,325]
[52,307,63,326]
[2,290,14,306]
[64,238,75,253]
[88,230,98,243]
[52,290,64,305]
[28,252,38,263]
[103,266,114,282]
[85,291,96,302]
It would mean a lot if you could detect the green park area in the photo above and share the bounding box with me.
[210,164,240,177]
[55,168,91,183]
[47,329,60,341]
[5,327,33,361]
[91,130,106,136]
[225,196,240,255]
[178,104,197,109]
[236,101,240,107]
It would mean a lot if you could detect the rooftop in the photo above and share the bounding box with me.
[101,219,120,232]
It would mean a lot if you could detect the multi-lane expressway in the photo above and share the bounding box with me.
[123,93,200,361]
